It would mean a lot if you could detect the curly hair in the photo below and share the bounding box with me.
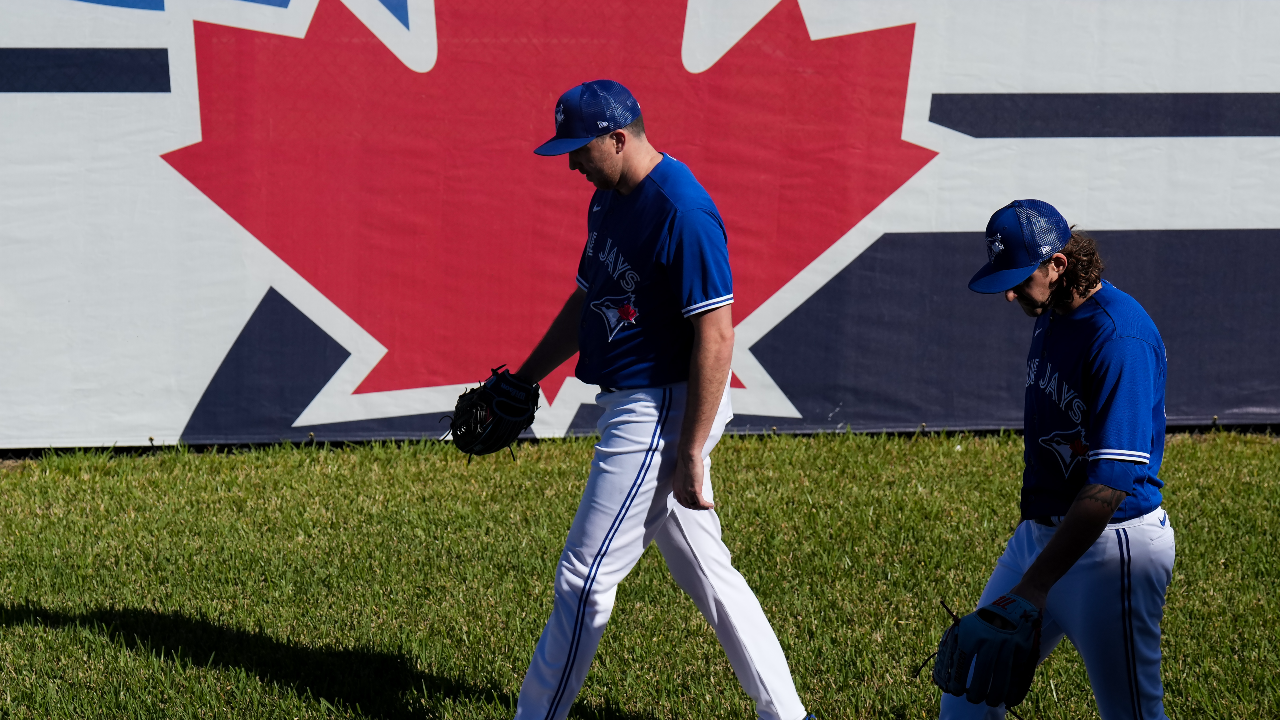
[1047,230,1104,309]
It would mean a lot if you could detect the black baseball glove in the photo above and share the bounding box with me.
[448,367,540,456]
[932,593,1042,709]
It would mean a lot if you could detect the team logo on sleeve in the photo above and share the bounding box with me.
[590,294,639,341]
[1039,427,1090,477]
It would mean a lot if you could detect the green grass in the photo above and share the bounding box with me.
[0,432,1275,719]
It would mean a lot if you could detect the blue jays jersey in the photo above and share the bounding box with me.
[574,154,733,389]
[1022,281,1167,521]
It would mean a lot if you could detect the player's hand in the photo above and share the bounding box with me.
[671,453,714,510]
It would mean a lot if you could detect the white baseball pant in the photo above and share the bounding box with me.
[940,506,1176,720]
[514,382,808,720]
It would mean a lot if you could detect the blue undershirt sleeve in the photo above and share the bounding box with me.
[1085,337,1159,493]
[667,209,733,317]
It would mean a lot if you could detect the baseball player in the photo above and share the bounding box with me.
[506,80,812,720]
[934,200,1175,719]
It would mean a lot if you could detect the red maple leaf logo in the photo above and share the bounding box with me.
[617,303,638,323]
[164,0,935,403]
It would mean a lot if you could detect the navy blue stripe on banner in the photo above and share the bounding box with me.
[0,49,170,92]
[71,0,164,10]
[929,94,1280,137]
[545,388,672,720]
[738,229,1280,434]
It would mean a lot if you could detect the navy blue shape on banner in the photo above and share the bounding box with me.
[378,0,409,29]
[0,49,170,92]
[69,0,165,10]
[930,94,1280,138]
[69,0,292,7]
[182,288,450,444]
[1087,230,1280,424]
[738,230,1280,433]
[187,233,1278,444]
[568,403,606,436]
[739,233,1027,433]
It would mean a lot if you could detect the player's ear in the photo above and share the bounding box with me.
[1048,252,1069,280]
[610,130,626,154]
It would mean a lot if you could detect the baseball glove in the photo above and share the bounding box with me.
[448,367,540,457]
[932,593,1042,708]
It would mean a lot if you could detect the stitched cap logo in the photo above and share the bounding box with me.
[986,233,1004,263]
[555,103,565,129]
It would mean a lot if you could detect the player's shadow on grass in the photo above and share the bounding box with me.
[0,602,657,720]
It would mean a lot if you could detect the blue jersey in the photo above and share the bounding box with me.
[1022,281,1167,521]
[574,154,733,389]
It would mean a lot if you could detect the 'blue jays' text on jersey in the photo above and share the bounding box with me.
[1022,281,1167,521]
[573,154,733,389]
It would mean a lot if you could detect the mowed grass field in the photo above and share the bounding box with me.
[0,432,1274,719]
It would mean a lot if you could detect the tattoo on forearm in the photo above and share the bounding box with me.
[1076,484,1126,510]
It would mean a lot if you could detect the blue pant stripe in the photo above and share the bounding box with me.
[1116,530,1135,719]
[1116,529,1141,720]
[543,388,671,720]
[1122,528,1145,720]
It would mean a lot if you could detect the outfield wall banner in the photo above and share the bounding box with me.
[2,0,1278,447]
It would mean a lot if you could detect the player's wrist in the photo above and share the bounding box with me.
[675,444,703,462]
[1007,581,1049,609]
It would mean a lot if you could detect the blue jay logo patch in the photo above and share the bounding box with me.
[986,233,1004,262]
[591,294,639,341]
[1039,427,1090,477]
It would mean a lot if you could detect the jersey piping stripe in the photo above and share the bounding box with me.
[543,388,672,720]
[575,275,589,291]
[1089,449,1151,463]
[681,294,734,317]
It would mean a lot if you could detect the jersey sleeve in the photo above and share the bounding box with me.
[666,209,733,317]
[1085,337,1161,493]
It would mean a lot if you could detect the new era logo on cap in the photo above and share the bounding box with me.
[534,79,641,156]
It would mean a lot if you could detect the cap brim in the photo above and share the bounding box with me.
[968,262,1039,294]
[533,135,594,156]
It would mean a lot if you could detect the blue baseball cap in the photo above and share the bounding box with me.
[534,80,641,157]
[968,199,1072,294]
